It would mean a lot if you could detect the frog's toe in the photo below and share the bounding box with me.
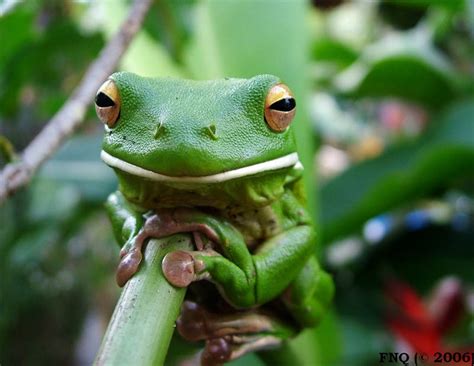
[162,250,196,287]
[116,248,142,287]
[119,241,134,258]
[176,301,208,341]
[201,337,232,366]
[200,335,281,365]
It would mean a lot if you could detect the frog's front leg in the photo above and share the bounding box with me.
[161,208,315,308]
[105,191,145,247]
[107,204,254,290]
[105,192,204,286]
[105,191,149,286]
[130,208,257,305]
[282,256,334,327]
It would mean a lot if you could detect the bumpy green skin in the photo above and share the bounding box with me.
[102,72,333,339]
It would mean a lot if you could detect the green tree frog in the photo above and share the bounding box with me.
[96,72,334,364]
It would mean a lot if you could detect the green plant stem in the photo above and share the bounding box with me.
[95,234,193,366]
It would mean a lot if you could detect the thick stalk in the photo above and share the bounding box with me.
[95,234,193,366]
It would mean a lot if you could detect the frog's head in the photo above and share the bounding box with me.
[96,72,298,182]
[96,72,299,188]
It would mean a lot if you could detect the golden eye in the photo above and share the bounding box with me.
[95,79,120,128]
[264,83,296,132]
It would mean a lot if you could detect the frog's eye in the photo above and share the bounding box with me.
[264,83,296,132]
[95,79,121,128]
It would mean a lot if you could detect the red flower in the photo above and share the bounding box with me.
[385,277,472,364]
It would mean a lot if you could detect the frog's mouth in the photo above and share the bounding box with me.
[100,150,302,184]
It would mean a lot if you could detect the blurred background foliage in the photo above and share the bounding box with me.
[0,0,473,365]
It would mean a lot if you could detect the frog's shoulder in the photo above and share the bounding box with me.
[276,166,311,226]
[284,162,304,191]
[282,162,308,209]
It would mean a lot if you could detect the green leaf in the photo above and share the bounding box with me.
[335,31,459,108]
[320,99,474,243]
[0,20,103,119]
[383,0,465,11]
[141,0,196,64]
[98,0,184,78]
[352,55,456,107]
[0,135,17,164]
[312,38,358,67]
[0,7,36,69]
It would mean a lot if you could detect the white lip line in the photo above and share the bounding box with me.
[101,150,301,183]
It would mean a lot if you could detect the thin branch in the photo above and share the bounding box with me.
[0,0,153,204]
[0,0,21,16]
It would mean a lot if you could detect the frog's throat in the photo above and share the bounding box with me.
[101,150,302,183]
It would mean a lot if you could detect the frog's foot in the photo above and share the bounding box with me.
[176,301,294,365]
[116,236,148,287]
[176,301,282,341]
[162,250,216,288]
[142,209,221,247]
[178,335,281,366]
[115,210,219,287]
[201,335,281,366]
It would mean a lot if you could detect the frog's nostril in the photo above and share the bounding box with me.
[153,121,165,139]
[204,123,218,141]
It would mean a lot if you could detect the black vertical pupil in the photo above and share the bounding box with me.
[270,97,296,112]
[95,92,115,107]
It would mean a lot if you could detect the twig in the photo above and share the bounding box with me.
[0,0,153,204]
[0,0,21,16]
[95,235,193,366]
